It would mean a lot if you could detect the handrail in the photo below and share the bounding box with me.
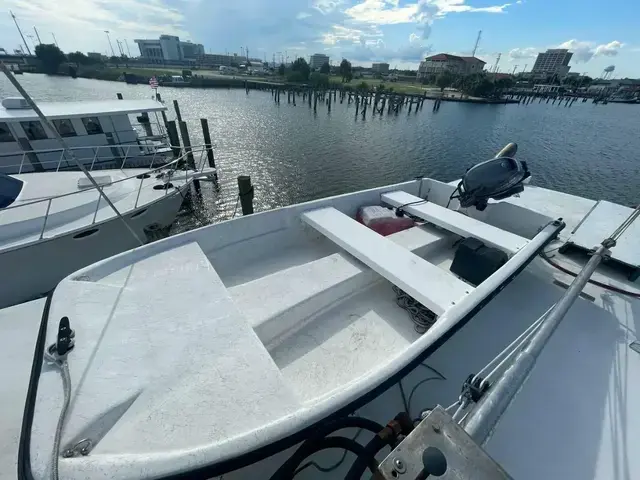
[3,144,211,240]
[1,145,211,213]
[0,142,177,172]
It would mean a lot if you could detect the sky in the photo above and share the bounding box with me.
[0,0,637,78]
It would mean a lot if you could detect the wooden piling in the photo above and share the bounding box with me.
[178,121,195,168]
[178,121,199,193]
[200,118,215,168]
[237,175,254,215]
[173,100,183,122]
[314,93,317,111]
[166,121,181,158]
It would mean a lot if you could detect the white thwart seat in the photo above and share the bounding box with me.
[302,208,471,316]
[230,225,452,345]
[381,191,529,255]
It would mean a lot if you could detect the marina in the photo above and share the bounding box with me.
[1,68,640,480]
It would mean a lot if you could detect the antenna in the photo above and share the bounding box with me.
[51,33,59,48]
[471,30,482,58]
[10,11,31,55]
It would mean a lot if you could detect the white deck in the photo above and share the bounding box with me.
[0,99,166,122]
[0,299,45,480]
[0,170,190,250]
[568,200,640,268]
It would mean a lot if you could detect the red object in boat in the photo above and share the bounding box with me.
[356,206,415,236]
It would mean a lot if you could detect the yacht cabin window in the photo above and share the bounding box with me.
[53,118,76,137]
[0,123,14,143]
[82,117,103,135]
[21,121,48,141]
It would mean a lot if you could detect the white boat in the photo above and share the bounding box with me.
[6,148,640,480]
[0,149,216,309]
[0,97,171,173]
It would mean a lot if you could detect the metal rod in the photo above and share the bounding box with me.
[0,62,144,246]
[463,244,608,443]
[39,199,52,239]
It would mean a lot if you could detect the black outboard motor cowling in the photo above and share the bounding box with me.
[458,157,530,211]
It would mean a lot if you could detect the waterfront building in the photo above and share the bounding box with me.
[310,53,330,70]
[531,49,573,79]
[417,54,486,79]
[134,35,204,64]
[372,62,390,74]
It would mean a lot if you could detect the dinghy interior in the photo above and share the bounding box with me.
[16,153,640,479]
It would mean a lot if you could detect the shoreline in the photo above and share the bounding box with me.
[27,69,518,104]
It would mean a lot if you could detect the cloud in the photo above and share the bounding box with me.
[296,12,312,19]
[594,40,623,57]
[344,0,512,27]
[558,39,624,62]
[2,0,189,54]
[429,0,511,15]
[321,24,383,45]
[508,47,537,59]
[345,0,419,25]
[312,0,345,14]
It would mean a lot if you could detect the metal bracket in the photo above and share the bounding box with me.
[375,406,512,479]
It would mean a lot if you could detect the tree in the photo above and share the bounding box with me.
[309,72,330,88]
[436,71,454,92]
[291,57,310,81]
[35,44,66,74]
[339,59,352,82]
[319,62,330,74]
[494,77,514,92]
[286,71,306,83]
[356,81,369,91]
[67,51,89,67]
[278,63,285,76]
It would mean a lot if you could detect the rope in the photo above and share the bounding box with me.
[392,285,437,333]
[43,350,72,480]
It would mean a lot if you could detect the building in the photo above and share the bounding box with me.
[310,53,330,70]
[134,35,204,64]
[87,52,106,61]
[417,54,486,79]
[372,62,390,74]
[531,49,573,79]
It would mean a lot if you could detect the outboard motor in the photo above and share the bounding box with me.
[457,156,530,211]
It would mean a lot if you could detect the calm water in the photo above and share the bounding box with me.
[2,73,639,230]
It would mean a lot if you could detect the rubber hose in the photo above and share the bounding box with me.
[344,435,389,480]
[540,251,640,298]
[269,436,377,480]
[270,417,383,479]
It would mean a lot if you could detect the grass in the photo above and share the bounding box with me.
[327,75,432,94]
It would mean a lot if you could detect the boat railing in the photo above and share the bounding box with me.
[0,140,174,174]
[2,145,212,240]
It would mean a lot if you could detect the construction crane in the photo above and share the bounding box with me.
[493,53,501,73]
[10,10,31,55]
[471,30,482,58]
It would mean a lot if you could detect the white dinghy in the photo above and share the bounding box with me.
[13,145,640,480]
